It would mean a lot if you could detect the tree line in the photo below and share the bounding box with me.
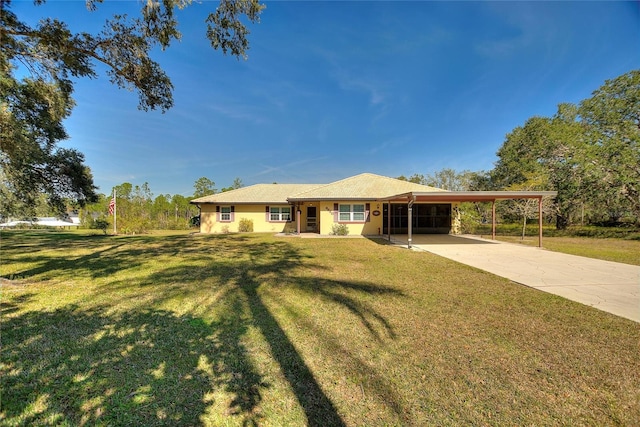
[78,177,243,234]
[2,1,637,233]
[400,69,640,232]
[7,69,638,235]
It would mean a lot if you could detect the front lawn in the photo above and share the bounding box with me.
[494,235,640,266]
[1,230,639,426]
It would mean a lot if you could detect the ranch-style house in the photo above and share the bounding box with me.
[190,173,556,245]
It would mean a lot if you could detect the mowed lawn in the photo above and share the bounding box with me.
[1,231,639,426]
[495,235,640,266]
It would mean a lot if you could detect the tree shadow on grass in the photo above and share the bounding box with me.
[124,239,404,425]
[4,234,406,426]
[1,233,244,282]
[1,302,267,426]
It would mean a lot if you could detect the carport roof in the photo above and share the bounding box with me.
[384,190,558,202]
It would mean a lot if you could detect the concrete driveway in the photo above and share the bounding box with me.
[389,234,640,323]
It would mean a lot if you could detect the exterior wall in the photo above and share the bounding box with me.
[199,204,297,234]
[318,200,384,236]
[198,200,460,236]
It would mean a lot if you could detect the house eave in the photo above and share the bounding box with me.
[382,191,558,202]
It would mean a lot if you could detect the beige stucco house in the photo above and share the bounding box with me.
[191,173,461,236]
[191,172,556,247]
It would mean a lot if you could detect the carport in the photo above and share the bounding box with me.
[383,190,557,248]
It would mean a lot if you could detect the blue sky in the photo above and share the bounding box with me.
[13,1,640,196]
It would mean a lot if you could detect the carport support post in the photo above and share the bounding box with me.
[407,198,414,249]
[491,200,496,240]
[387,201,391,241]
[538,196,543,248]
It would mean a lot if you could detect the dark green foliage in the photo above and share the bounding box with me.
[91,218,109,234]
[491,69,640,228]
[579,70,640,223]
[193,177,217,198]
[0,0,263,215]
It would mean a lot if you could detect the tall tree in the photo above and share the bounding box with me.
[193,177,216,198]
[0,71,98,214]
[579,69,640,224]
[492,106,586,229]
[503,174,553,239]
[220,177,244,192]
[1,0,264,213]
[424,168,477,191]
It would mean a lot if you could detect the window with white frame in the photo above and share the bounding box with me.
[220,206,232,221]
[270,206,291,221]
[339,204,365,222]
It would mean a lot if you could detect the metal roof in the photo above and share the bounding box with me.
[191,184,320,204]
[385,190,558,202]
[190,173,558,205]
[287,173,444,201]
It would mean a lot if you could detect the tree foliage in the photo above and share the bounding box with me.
[579,69,640,223]
[405,69,640,231]
[77,181,200,234]
[0,0,264,214]
[492,69,640,228]
[492,104,586,229]
[220,177,244,192]
[193,177,216,198]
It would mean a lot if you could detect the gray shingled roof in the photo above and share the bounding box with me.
[288,173,445,201]
[190,184,320,204]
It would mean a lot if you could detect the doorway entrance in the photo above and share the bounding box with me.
[306,206,317,232]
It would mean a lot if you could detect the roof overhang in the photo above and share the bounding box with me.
[193,190,558,205]
[190,200,290,205]
[382,190,558,203]
[287,197,374,203]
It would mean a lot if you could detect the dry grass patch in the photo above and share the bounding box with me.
[1,230,639,426]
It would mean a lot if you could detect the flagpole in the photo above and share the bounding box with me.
[113,188,117,235]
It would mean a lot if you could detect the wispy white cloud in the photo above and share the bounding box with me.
[252,156,331,181]
[335,70,386,107]
[474,2,559,59]
[208,102,270,125]
[368,135,411,155]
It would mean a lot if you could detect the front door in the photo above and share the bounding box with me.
[306,206,317,232]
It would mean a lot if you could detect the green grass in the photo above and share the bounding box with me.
[1,230,639,426]
[494,235,640,266]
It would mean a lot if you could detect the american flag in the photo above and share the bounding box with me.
[108,197,115,215]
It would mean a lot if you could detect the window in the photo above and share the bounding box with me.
[220,206,231,221]
[269,206,291,222]
[339,204,365,222]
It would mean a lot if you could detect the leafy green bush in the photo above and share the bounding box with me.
[330,223,349,236]
[91,218,110,234]
[238,218,254,232]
